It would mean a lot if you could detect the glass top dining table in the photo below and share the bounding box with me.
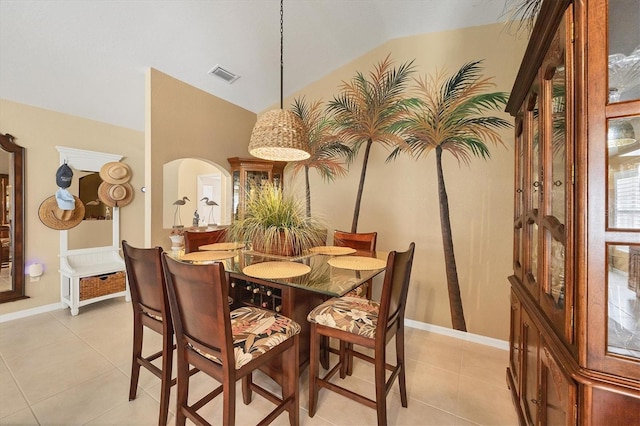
[175,247,388,297]
[173,245,389,374]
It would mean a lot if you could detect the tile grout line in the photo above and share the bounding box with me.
[0,352,42,425]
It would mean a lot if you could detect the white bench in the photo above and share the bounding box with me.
[59,246,129,316]
[56,147,130,316]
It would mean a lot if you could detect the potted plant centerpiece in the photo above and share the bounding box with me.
[227,182,325,257]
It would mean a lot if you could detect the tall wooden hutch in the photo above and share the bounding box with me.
[506,0,640,423]
[227,157,286,220]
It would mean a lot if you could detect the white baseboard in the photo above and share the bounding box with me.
[405,318,509,351]
[0,303,64,323]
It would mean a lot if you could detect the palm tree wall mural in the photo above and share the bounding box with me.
[290,97,353,218]
[328,54,416,232]
[390,60,511,331]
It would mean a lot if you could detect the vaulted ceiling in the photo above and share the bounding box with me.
[0,0,510,131]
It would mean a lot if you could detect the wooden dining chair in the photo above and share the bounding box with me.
[333,230,377,298]
[183,228,226,254]
[122,240,174,426]
[161,254,301,426]
[307,242,415,426]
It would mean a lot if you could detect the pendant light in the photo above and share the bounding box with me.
[248,0,310,161]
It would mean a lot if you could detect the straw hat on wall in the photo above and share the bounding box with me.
[98,181,134,207]
[99,162,132,185]
[38,195,85,230]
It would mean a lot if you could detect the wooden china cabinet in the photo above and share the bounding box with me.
[506,0,640,424]
[227,157,286,220]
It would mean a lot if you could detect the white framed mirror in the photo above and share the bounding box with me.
[56,147,123,251]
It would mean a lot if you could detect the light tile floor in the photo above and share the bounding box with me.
[0,298,518,425]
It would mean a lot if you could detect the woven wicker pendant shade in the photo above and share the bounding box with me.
[249,109,309,161]
[248,0,310,161]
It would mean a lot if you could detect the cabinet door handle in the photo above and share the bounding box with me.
[530,398,539,405]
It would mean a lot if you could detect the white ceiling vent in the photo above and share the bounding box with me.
[208,65,240,84]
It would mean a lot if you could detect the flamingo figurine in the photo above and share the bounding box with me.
[201,197,219,225]
[173,196,190,227]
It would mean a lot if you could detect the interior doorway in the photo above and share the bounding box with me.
[163,158,230,229]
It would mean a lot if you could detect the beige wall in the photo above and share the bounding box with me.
[282,23,526,340]
[0,99,144,315]
[1,22,526,340]
[145,68,255,249]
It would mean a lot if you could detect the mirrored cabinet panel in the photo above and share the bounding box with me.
[608,1,640,104]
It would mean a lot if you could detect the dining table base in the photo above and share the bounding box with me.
[229,273,331,382]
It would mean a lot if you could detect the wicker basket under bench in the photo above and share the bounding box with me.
[79,271,126,300]
[59,247,130,315]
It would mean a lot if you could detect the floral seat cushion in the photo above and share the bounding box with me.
[344,283,368,298]
[307,296,380,339]
[193,306,300,369]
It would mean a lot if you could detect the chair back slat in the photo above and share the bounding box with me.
[333,230,377,252]
[183,229,227,253]
[378,242,415,333]
[162,255,233,366]
[122,241,169,320]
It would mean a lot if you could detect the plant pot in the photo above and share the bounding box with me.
[252,232,298,257]
[169,235,184,250]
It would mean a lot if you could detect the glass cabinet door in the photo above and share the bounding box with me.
[606,115,640,363]
[228,158,284,222]
[539,9,574,342]
[604,0,640,366]
[514,118,525,280]
[524,93,541,300]
[587,0,640,380]
[244,170,269,192]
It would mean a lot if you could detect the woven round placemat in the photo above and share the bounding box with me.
[199,242,245,251]
[309,246,356,256]
[242,261,311,279]
[180,251,236,262]
[327,256,386,271]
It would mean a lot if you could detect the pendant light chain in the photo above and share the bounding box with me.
[280,0,284,109]
[248,0,310,161]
